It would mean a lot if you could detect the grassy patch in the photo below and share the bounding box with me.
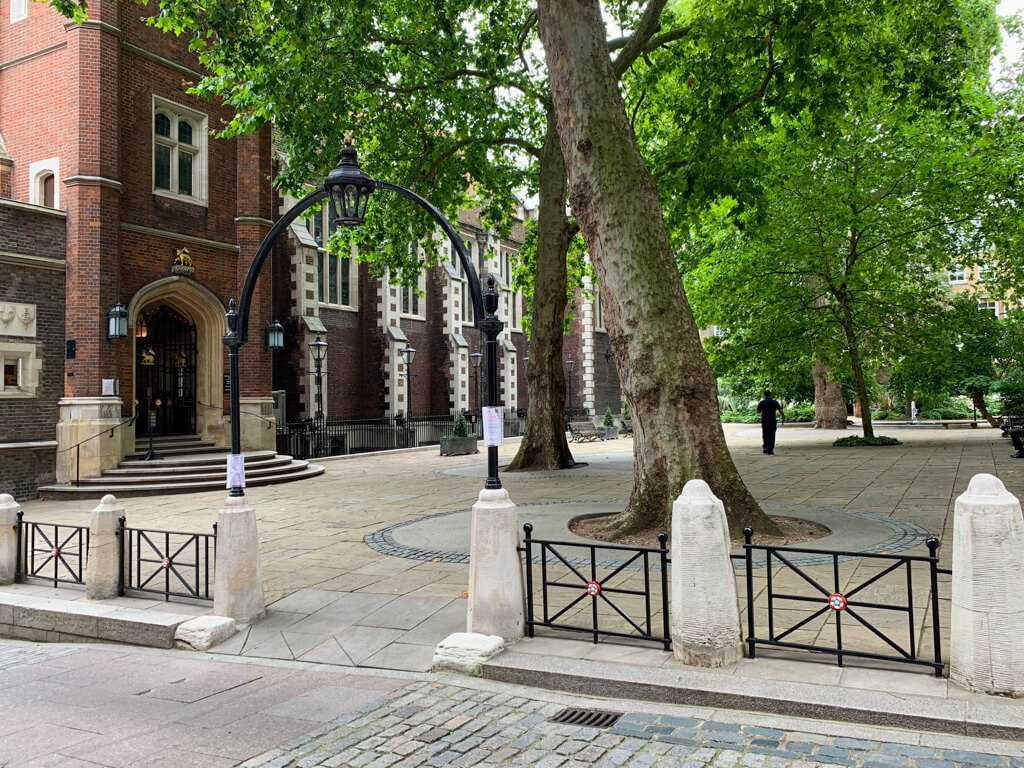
[832,435,901,447]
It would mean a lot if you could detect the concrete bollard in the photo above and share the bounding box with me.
[85,494,124,600]
[670,479,744,667]
[950,473,1024,697]
[213,494,266,624]
[467,487,525,643]
[0,494,19,585]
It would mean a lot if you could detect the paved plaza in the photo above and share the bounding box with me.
[10,423,1017,674]
[1,638,1023,767]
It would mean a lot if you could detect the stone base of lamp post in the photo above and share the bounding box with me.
[213,494,266,624]
[467,487,524,642]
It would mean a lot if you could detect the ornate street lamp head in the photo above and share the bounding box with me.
[469,350,483,369]
[266,320,284,350]
[401,345,417,366]
[309,333,329,362]
[324,134,375,228]
[565,359,575,373]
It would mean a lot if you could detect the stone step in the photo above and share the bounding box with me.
[102,454,293,477]
[126,444,227,459]
[132,439,218,452]
[133,434,208,446]
[118,450,277,469]
[74,459,309,484]
[37,463,324,498]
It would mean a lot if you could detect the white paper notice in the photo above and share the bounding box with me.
[101,379,115,396]
[227,453,246,489]
[482,406,503,447]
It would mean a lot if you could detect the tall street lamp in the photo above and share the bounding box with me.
[223,137,501,499]
[401,345,416,419]
[309,334,328,421]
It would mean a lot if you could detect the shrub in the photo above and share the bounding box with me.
[622,400,631,420]
[603,408,615,428]
[788,403,816,422]
[833,435,901,447]
[450,412,470,439]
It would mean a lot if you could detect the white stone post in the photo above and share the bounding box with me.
[670,479,744,667]
[0,494,19,586]
[467,487,525,642]
[213,494,266,624]
[85,494,124,600]
[950,473,1024,697]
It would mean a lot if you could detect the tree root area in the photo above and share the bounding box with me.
[569,514,830,549]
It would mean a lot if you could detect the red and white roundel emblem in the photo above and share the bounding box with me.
[586,581,601,597]
[828,593,848,611]
[51,547,60,557]
[154,398,163,407]
[161,557,171,569]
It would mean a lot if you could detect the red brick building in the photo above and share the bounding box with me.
[0,0,621,498]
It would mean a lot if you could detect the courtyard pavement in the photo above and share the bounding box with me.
[9,423,1022,680]
[2,637,1023,767]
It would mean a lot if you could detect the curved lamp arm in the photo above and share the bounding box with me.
[235,187,329,344]
[373,181,486,327]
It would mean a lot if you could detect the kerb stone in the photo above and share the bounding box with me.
[431,632,504,675]
[175,614,237,651]
[670,479,744,667]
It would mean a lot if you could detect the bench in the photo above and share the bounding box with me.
[567,422,602,443]
[928,419,979,430]
[620,420,634,437]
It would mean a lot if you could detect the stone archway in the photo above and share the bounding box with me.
[128,277,226,444]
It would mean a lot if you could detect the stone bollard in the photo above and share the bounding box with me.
[466,487,525,642]
[950,473,1024,697]
[213,494,266,624]
[0,494,19,585]
[85,494,124,600]
[670,479,744,667]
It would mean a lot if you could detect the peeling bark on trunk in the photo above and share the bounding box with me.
[536,0,776,535]
[508,117,576,471]
[813,362,848,429]
[970,388,999,428]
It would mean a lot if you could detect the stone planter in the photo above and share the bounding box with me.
[601,427,619,440]
[440,436,479,456]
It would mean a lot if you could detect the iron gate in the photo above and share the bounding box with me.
[136,305,197,436]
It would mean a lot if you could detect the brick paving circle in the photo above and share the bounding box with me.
[363,502,930,570]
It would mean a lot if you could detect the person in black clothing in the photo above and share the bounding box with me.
[1009,427,1024,457]
[756,390,786,455]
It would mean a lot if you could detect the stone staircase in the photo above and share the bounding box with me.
[38,435,324,499]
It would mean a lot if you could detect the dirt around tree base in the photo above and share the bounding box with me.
[569,514,830,550]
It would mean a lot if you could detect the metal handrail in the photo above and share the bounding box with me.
[56,415,136,487]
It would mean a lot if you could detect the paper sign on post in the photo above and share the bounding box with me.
[227,453,246,489]
[482,406,503,447]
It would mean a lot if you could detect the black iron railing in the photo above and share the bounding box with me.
[279,410,527,459]
[15,513,90,587]
[119,519,216,601]
[519,524,671,649]
[56,415,136,486]
[738,528,948,676]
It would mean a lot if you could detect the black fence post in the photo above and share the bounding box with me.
[744,527,755,658]
[927,537,943,676]
[659,532,670,651]
[14,510,23,583]
[117,516,126,596]
[523,524,534,637]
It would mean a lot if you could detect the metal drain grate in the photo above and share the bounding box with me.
[549,707,623,728]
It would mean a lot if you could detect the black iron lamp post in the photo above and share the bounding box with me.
[223,138,499,499]
[309,334,328,421]
[401,345,416,419]
[565,359,575,417]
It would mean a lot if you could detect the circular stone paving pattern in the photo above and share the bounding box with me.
[363,501,932,569]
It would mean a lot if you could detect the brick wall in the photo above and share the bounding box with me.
[0,201,66,498]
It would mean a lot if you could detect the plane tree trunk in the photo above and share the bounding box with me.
[536,0,776,535]
[813,362,848,429]
[508,116,576,470]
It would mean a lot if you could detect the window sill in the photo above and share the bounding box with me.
[153,189,208,208]
[319,302,359,313]
[400,313,426,321]
[0,391,35,399]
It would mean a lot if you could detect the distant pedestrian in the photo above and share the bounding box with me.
[756,390,786,455]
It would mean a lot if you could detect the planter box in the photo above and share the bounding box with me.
[601,427,619,440]
[440,436,479,456]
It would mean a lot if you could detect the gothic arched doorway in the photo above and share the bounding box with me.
[135,305,198,436]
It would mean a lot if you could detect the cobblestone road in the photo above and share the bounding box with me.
[242,681,1024,768]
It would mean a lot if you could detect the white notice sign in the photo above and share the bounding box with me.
[227,453,246,489]
[482,406,503,447]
